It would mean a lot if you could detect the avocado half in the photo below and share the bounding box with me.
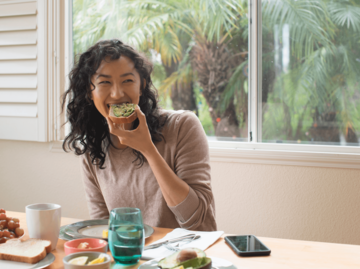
[109,103,137,124]
[169,257,212,269]
[158,248,208,269]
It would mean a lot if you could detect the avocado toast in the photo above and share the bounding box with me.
[109,103,137,124]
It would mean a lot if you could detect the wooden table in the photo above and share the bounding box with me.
[7,211,360,269]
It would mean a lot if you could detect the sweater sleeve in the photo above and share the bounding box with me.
[80,154,109,219]
[168,111,214,230]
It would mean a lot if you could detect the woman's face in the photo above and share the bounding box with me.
[90,55,142,120]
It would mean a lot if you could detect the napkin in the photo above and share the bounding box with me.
[141,228,224,260]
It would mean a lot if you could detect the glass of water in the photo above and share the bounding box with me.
[108,207,144,265]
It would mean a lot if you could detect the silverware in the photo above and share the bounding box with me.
[164,242,180,252]
[144,234,201,250]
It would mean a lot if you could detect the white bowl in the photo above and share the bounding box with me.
[63,251,111,269]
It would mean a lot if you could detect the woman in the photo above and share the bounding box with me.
[62,39,216,231]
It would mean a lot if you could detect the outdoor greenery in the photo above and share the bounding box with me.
[73,0,360,146]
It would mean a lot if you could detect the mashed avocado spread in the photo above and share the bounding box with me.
[111,103,136,117]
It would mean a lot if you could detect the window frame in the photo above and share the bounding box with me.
[208,0,359,169]
[51,0,360,170]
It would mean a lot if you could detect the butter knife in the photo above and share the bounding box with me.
[144,234,200,250]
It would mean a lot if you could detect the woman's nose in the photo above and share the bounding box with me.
[110,83,124,99]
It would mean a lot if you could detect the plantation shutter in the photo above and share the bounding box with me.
[0,0,48,141]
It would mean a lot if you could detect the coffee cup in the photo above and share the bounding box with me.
[25,203,61,251]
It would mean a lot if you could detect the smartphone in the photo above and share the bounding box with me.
[224,235,271,257]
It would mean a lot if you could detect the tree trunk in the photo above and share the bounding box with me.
[190,39,243,138]
[163,61,197,114]
[309,109,340,143]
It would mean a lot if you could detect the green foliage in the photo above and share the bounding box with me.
[194,86,215,136]
[261,0,360,144]
[72,0,360,144]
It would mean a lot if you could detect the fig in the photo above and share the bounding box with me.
[15,227,24,237]
[0,220,7,229]
[7,220,15,230]
[2,237,10,243]
[3,230,10,237]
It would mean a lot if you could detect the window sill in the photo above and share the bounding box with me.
[209,142,360,170]
[50,141,360,169]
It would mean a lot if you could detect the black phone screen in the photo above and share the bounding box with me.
[226,235,270,253]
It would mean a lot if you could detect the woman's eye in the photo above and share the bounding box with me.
[99,81,110,84]
[123,79,133,83]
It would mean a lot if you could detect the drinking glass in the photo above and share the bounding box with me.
[108,207,144,265]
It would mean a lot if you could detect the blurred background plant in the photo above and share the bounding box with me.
[261,0,360,145]
[73,0,360,146]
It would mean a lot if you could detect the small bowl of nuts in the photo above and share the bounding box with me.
[64,238,108,255]
[0,209,25,244]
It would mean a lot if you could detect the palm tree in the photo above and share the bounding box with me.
[121,0,249,137]
[261,0,360,144]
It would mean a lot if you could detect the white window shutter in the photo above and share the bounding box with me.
[0,0,48,141]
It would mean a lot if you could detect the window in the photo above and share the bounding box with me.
[260,0,360,147]
[0,0,68,142]
[50,0,360,167]
[72,0,359,151]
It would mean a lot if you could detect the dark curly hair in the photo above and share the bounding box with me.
[61,39,167,169]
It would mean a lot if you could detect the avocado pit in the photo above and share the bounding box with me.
[176,249,198,263]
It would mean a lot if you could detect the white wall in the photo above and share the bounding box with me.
[1,140,359,245]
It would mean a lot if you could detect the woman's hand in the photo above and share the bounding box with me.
[106,105,155,155]
[108,106,190,208]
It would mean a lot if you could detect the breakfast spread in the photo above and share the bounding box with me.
[68,253,107,265]
[158,248,212,269]
[0,238,51,264]
[0,209,24,243]
[109,103,137,124]
[1,211,209,268]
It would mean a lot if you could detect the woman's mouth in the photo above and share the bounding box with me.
[107,102,130,108]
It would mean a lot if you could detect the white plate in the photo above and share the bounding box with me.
[62,219,154,240]
[0,253,55,269]
[138,256,237,269]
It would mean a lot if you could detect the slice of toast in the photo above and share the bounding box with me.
[0,238,51,264]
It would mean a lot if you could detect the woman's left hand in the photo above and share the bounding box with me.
[106,105,155,155]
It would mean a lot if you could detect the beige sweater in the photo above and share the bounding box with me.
[80,110,217,231]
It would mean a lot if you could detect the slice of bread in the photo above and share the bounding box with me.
[0,238,51,264]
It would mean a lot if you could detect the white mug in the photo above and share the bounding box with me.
[25,203,61,251]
